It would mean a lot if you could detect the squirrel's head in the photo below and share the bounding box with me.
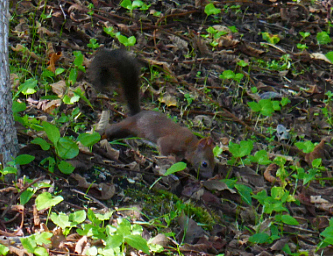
[191,137,215,178]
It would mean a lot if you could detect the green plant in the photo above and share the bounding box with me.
[228,139,254,165]
[20,232,53,256]
[292,158,324,185]
[87,38,100,50]
[204,3,221,17]
[87,3,94,16]
[116,33,137,47]
[248,98,281,117]
[77,209,152,255]
[297,43,308,51]
[299,31,310,41]
[0,154,35,179]
[121,0,150,13]
[30,121,100,174]
[150,162,187,189]
[316,31,332,45]
[318,217,333,249]
[103,26,136,48]
[261,32,280,44]
[220,69,244,83]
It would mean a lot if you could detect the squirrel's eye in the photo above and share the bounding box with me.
[202,161,208,168]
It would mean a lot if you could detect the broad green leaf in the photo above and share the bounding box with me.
[21,235,36,253]
[58,160,75,174]
[56,137,79,159]
[15,154,35,165]
[204,3,221,16]
[20,188,34,205]
[31,137,51,151]
[317,31,332,45]
[280,215,299,225]
[164,162,187,176]
[17,78,38,97]
[326,51,333,63]
[125,234,150,254]
[42,121,60,145]
[0,244,9,255]
[50,212,71,229]
[12,101,26,113]
[248,101,261,112]
[34,246,48,256]
[248,233,270,244]
[235,184,252,205]
[35,192,63,211]
[77,132,101,147]
[35,232,53,245]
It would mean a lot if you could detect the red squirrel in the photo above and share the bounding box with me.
[89,49,215,178]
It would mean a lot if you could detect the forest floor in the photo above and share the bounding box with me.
[3,0,333,255]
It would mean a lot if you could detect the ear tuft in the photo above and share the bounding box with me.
[198,137,214,149]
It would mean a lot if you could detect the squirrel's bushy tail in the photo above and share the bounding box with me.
[89,49,141,116]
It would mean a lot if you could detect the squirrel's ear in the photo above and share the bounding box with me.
[198,137,214,149]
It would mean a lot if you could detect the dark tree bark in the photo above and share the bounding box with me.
[0,0,18,170]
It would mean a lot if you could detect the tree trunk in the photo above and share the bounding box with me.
[0,0,18,170]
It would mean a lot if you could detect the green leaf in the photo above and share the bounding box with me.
[20,188,35,205]
[17,78,38,97]
[12,101,26,113]
[235,184,252,205]
[1,166,18,175]
[251,150,271,165]
[272,100,281,111]
[312,158,322,168]
[121,0,132,9]
[259,99,274,116]
[280,215,299,225]
[56,137,79,159]
[237,60,249,67]
[58,160,75,174]
[33,246,49,256]
[295,141,315,153]
[252,190,267,205]
[55,68,65,76]
[69,68,78,85]
[164,162,187,176]
[125,235,150,254]
[280,97,290,107]
[35,192,63,211]
[326,51,333,63]
[127,36,137,46]
[77,132,101,147]
[42,121,60,145]
[104,26,115,37]
[317,31,332,45]
[132,0,143,8]
[31,137,51,151]
[51,212,71,229]
[34,232,53,245]
[105,234,123,249]
[73,51,84,67]
[229,140,253,158]
[74,87,93,108]
[0,244,9,255]
[248,101,261,112]
[21,235,37,253]
[262,32,280,44]
[213,145,223,157]
[248,233,270,244]
[220,70,235,79]
[69,210,87,224]
[204,3,221,16]
[15,154,35,165]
